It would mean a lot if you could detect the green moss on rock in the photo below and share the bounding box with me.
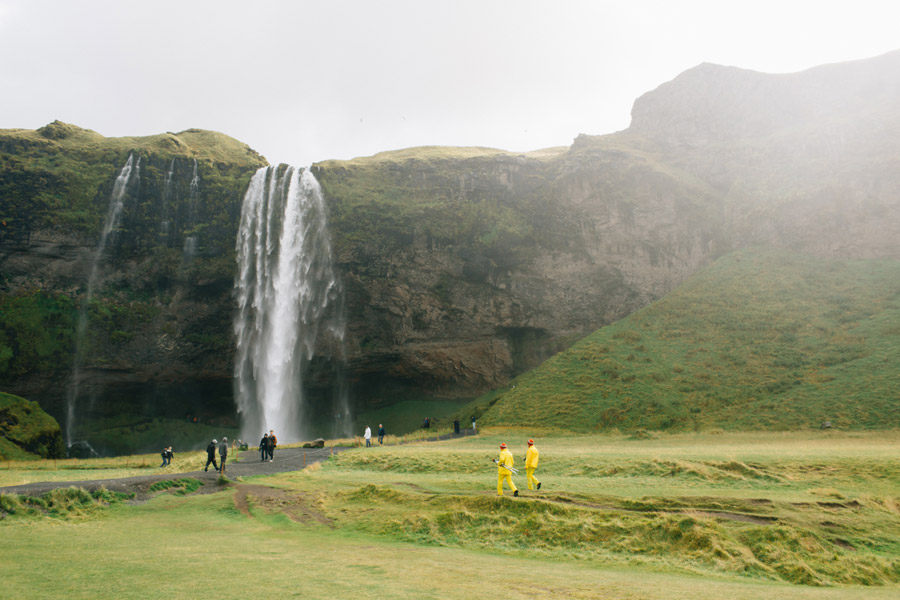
[0,391,64,458]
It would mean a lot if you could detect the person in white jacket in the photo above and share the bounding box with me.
[364,426,372,447]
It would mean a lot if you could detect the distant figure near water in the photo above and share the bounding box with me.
[219,437,229,474]
[364,425,372,447]
[266,430,277,461]
[259,433,269,461]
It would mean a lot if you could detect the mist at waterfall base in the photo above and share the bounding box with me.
[233,165,351,445]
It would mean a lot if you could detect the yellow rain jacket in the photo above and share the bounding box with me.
[526,445,539,468]
[498,448,515,473]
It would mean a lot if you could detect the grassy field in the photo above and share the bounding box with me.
[2,429,899,598]
[467,250,900,432]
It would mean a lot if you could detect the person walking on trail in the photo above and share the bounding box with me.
[496,443,518,497]
[364,426,372,447]
[471,416,476,433]
[378,424,385,445]
[266,430,277,461]
[525,439,541,490]
[204,439,219,472]
[453,418,460,434]
[259,433,268,461]
[218,437,229,474]
[159,446,173,467]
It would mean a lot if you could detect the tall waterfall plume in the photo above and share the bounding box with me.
[65,154,138,449]
[233,165,344,443]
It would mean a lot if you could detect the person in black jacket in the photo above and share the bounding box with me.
[378,424,385,445]
[259,433,268,461]
[204,439,219,472]
[160,446,174,467]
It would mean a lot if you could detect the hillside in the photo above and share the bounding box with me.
[3,51,900,452]
[473,249,900,431]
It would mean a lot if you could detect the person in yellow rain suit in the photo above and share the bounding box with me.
[497,443,518,497]
[525,439,541,490]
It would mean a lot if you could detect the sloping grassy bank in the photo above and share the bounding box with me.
[467,250,900,432]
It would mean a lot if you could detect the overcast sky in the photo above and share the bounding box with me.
[1,0,898,166]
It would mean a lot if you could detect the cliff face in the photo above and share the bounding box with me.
[315,142,724,400]
[2,50,900,440]
[0,124,266,427]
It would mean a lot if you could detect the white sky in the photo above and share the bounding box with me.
[1,0,898,166]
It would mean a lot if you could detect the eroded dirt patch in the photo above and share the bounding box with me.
[233,484,333,526]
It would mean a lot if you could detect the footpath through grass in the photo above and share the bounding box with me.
[2,429,899,598]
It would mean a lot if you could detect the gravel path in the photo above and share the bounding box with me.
[0,431,474,500]
[0,445,348,500]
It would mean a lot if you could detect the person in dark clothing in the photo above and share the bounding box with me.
[266,430,277,461]
[259,433,268,461]
[453,418,460,434]
[378,424,385,445]
[204,439,219,472]
[219,437,229,474]
[159,446,173,467]
[423,417,430,429]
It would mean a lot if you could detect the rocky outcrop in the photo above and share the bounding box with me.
[0,391,64,458]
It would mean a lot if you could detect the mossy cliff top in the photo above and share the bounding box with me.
[2,121,265,165]
[0,121,267,243]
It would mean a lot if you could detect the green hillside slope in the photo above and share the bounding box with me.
[474,249,900,431]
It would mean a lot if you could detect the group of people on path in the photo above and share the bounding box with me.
[159,446,174,467]
[495,439,541,497]
[204,437,231,473]
[363,424,386,446]
[259,430,277,461]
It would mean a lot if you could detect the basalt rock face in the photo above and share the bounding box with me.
[629,50,900,260]
[0,124,266,426]
[315,143,724,400]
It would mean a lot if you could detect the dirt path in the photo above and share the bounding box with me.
[0,431,472,500]
[0,445,347,500]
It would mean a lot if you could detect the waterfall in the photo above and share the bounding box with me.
[161,158,174,242]
[183,159,199,260]
[65,154,138,447]
[233,165,343,443]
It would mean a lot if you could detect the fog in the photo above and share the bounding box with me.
[0,0,898,165]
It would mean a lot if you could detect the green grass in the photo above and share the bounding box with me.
[0,449,216,487]
[1,430,898,598]
[468,249,900,432]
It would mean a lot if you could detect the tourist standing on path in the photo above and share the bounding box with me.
[471,416,476,433]
[204,439,219,472]
[267,430,277,461]
[453,418,460,434]
[378,424,385,445]
[496,443,518,497]
[218,437,229,474]
[364,426,372,447]
[525,439,541,490]
[259,433,268,461]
